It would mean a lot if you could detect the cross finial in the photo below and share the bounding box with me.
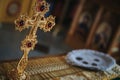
[13,0,55,79]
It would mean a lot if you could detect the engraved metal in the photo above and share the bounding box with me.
[14,0,55,79]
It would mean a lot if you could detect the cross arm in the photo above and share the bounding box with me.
[14,14,35,32]
[37,15,55,32]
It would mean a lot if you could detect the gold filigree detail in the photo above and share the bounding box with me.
[43,15,55,32]
[15,15,30,32]
[21,36,37,51]
[34,0,50,14]
[13,0,55,79]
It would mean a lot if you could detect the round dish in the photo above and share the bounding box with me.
[66,49,116,71]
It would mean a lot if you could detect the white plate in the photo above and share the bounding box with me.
[66,49,116,71]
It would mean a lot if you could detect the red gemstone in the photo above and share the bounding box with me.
[40,5,45,11]
[19,20,25,26]
[27,42,32,48]
[48,22,52,28]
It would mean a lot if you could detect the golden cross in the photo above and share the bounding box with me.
[13,0,55,79]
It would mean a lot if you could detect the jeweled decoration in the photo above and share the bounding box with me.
[9,0,55,79]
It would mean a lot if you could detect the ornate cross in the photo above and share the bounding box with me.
[12,0,55,79]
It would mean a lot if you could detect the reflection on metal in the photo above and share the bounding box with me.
[9,0,55,79]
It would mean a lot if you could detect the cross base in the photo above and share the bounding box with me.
[8,69,30,80]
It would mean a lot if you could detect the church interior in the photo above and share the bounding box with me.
[0,0,120,80]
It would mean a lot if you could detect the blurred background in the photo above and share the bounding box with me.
[0,0,120,64]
